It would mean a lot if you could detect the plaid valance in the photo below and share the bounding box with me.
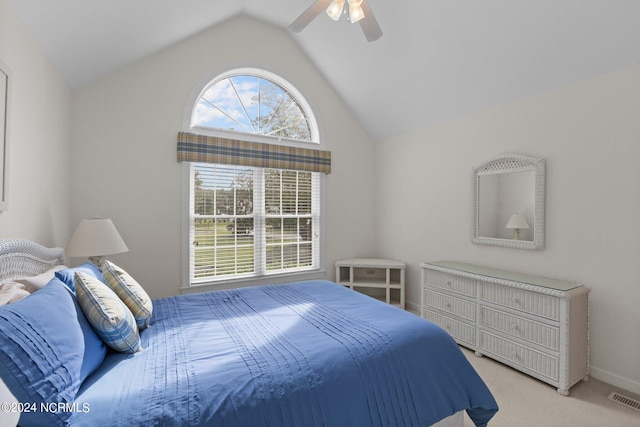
[177,132,331,174]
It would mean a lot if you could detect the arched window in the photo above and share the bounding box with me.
[191,68,318,144]
[180,69,328,288]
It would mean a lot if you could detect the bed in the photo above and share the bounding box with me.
[0,238,498,427]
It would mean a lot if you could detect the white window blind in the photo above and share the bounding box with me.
[190,163,319,284]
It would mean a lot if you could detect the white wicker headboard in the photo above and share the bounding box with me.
[0,239,65,285]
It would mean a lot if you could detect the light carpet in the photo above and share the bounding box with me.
[459,347,640,426]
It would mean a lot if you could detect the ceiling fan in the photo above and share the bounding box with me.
[289,0,383,42]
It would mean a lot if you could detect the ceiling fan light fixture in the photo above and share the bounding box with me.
[290,0,382,41]
[326,0,345,21]
[348,3,365,23]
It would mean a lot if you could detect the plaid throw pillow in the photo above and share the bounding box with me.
[74,271,141,353]
[101,260,153,330]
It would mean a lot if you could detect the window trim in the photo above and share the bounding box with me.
[180,68,325,291]
[180,160,326,291]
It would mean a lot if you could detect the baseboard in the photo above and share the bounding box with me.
[405,299,420,315]
[589,366,640,396]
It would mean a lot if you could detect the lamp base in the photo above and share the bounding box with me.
[88,256,106,268]
[512,229,520,240]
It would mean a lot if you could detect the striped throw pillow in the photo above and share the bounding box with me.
[101,260,153,329]
[74,271,142,353]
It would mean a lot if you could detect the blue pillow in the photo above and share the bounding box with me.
[55,262,104,292]
[0,278,107,427]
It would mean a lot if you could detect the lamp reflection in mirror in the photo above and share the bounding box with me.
[506,213,529,240]
[66,218,128,266]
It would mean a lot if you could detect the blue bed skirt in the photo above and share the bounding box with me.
[71,280,498,426]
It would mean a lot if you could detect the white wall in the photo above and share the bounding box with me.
[0,1,72,245]
[71,15,376,299]
[375,66,640,394]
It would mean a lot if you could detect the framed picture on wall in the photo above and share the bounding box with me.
[0,61,9,211]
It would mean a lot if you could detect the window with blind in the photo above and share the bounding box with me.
[182,68,327,286]
[190,163,319,282]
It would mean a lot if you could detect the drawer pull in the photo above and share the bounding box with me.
[446,281,452,287]
[446,302,452,309]
[511,324,521,334]
[511,350,520,360]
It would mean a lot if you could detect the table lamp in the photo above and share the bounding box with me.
[506,213,529,240]
[66,217,128,266]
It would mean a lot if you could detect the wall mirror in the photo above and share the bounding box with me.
[471,153,545,250]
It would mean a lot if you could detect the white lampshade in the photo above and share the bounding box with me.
[505,213,530,230]
[326,0,345,21]
[66,218,128,259]
[348,0,365,23]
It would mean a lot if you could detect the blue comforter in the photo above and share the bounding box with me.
[70,280,498,426]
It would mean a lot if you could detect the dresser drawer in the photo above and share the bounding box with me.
[480,306,559,351]
[423,309,476,347]
[481,282,559,321]
[421,262,589,395]
[425,269,476,297]
[423,289,476,322]
[480,330,559,382]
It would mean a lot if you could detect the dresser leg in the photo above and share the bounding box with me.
[557,388,570,396]
[474,351,483,357]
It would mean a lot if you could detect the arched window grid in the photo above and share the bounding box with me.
[189,68,320,146]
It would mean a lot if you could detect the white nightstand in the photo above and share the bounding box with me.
[335,258,406,309]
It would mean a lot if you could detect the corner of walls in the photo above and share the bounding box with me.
[0,0,72,247]
[374,65,640,394]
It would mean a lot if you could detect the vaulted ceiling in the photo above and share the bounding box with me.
[7,0,640,141]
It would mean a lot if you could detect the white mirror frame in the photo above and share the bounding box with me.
[471,153,545,250]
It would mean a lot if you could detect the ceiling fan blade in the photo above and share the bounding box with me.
[359,1,383,41]
[289,0,333,33]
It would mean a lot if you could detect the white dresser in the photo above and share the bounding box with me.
[421,261,589,395]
